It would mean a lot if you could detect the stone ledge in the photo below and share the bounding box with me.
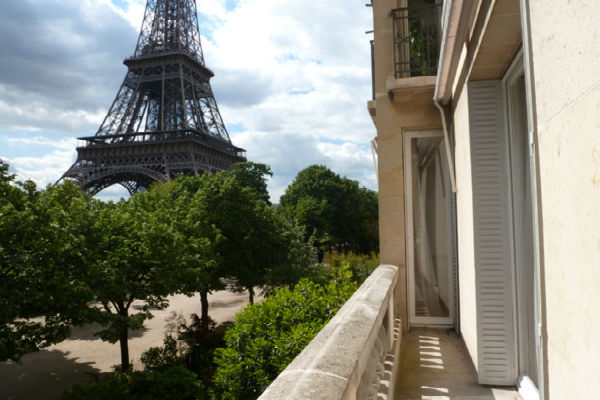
[386,76,436,105]
[258,264,399,400]
[386,75,437,92]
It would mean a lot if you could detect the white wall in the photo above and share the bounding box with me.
[528,0,600,397]
[452,86,479,370]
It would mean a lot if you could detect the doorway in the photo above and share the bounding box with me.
[404,130,455,327]
[505,52,540,399]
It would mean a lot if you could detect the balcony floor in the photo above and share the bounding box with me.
[393,327,522,400]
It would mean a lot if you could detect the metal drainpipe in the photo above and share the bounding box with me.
[434,0,457,193]
[434,100,456,192]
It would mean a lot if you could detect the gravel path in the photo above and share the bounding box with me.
[0,290,253,400]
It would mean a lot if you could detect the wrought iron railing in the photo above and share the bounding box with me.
[392,5,441,78]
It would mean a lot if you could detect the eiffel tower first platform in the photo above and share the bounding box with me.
[60,0,246,195]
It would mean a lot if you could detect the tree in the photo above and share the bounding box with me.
[156,175,225,327]
[279,165,379,261]
[356,187,379,254]
[192,173,274,304]
[87,190,189,370]
[193,168,312,304]
[230,162,272,204]
[1,160,95,361]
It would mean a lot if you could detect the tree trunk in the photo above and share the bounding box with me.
[317,249,324,263]
[119,326,130,371]
[200,291,209,326]
[248,287,254,304]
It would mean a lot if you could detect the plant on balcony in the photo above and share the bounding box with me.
[408,20,429,76]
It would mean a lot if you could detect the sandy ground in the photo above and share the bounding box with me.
[0,290,254,400]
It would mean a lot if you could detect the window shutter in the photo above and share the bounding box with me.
[468,80,517,385]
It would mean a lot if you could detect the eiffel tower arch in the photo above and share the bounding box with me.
[60,0,246,195]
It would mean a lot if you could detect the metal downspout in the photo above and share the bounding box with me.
[434,0,457,193]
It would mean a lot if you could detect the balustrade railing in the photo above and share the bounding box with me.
[258,264,402,400]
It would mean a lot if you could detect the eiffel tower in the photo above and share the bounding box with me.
[60,0,246,195]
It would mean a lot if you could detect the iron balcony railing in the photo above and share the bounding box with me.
[392,5,441,78]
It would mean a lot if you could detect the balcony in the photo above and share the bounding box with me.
[387,4,441,104]
[259,264,522,400]
[392,5,440,79]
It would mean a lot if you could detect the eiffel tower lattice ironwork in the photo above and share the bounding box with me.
[60,0,246,195]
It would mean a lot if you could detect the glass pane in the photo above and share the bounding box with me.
[410,136,450,318]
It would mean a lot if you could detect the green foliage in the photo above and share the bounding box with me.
[86,189,191,369]
[197,170,313,303]
[324,251,380,285]
[230,162,273,204]
[64,335,206,400]
[178,315,231,392]
[211,265,357,400]
[0,160,94,361]
[141,336,181,370]
[62,364,206,400]
[279,165,379,261]
[0,157,318,369]
[154,175,224,295]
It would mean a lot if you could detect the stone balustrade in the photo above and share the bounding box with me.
[258,264,402,400]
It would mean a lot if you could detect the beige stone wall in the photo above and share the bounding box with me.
[372,0,441,323]
[373,0,405,321]
[528,1,600,397]
[452,87,479,370]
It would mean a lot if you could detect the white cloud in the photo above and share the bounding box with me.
[0,87,106,133]
[0,0,377,201]
[8,150,76,188]
[6,136,77,151]
[200,0,377,199]
[98,0,146,28]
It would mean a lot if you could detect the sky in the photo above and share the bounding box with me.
[0,0,376,202]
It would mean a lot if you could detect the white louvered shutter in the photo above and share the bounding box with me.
[467,80,517,385]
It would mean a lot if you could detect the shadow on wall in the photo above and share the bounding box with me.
[0,349,106,400]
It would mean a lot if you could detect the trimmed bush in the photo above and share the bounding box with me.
[62,364,205,400]
[211,265,357,400]
[325,251,380,284]
[63,337,205,400]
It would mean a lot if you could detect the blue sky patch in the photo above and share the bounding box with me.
[111,0,129,12]
[227,123,246,133]
[288,88,314,96]
[225,0,239,12]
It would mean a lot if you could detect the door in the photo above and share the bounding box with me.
[505,54,540,399]
[404,130,455,327]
